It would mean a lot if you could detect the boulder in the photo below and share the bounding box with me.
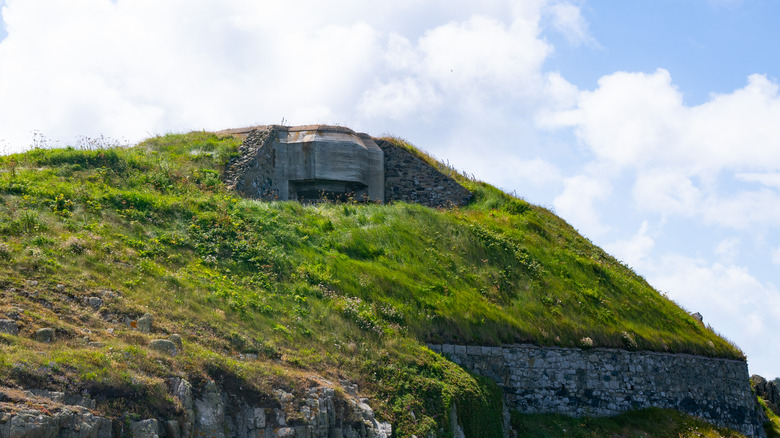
[87,297,103,309]
[168,334,183,351]
[0,319,19,336]
[137,313,153,333]
[33,328,55,343]
[148,339,178,356]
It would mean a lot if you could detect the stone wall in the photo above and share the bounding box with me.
[224,127,279,200]
[0,379,391,438]
[375,139,473,208]
[429,343,766,437]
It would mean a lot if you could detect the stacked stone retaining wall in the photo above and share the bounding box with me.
[224,127,279,200]
[374,139,472,208]
[429,343,766,437]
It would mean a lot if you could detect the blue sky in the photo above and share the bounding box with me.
[0,0,778,377]
[552,0,780,105]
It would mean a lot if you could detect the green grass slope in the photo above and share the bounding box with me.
[0,132,744,437]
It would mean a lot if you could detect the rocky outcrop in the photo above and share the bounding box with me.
[431,343,767,438]
[0,379,391,438]
[0,320,18,336]
[752,375,780,415]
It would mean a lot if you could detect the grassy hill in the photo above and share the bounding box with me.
[0,132,745,437]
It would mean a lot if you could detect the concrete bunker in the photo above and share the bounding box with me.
[222,124,473,208]
[269,125,384,203]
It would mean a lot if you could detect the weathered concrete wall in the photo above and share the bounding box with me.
[224,125,384,203]
[375,139,473,208]
[429,343,766,437]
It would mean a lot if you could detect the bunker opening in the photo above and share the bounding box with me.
[289,179,370,203]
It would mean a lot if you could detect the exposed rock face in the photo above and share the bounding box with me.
[752,375,780,414]
[0,320,18,336]
[431,344,767,438]
[0,379,391,438]
[223,125,472,208]
[0,407,113,438]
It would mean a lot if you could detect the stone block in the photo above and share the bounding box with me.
[466,345,482,355]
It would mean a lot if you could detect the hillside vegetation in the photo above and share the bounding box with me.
[0,132,743,437]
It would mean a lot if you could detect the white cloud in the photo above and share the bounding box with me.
[0,0,383,148]
[604,221,655,269]
[715,237,741,264]
[542,69,687,167]
[736,172,780,189]
[553,174,611,236]
[772,246,780,266]
[632,170,701,216]
[545,70,780,172]
[417,15,550,93]
[460,153,563,191]
[0,0,590,151]
[545,1,596,47]
[649,254,780,377]
[699,188,780,229]
[543,69,780,230]
[359,78,440,120]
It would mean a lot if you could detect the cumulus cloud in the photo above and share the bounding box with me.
[545,1,596,47]
[538,63,780,377]
[715,238,741,264]
[543,69,780,231]
[545,70,780,171]
[553,174,612,236]
[359,11,559,120]
[0,0,395,148]
[632,170,702,217]
[698,188,780,229]
[772,246,780,266]
[649,254,780,377]
[0,0,593,152]
[604,221,655,269]
[736,172,780,189]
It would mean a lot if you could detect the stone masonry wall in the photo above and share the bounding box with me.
[224,127,278,200]
[375,139,473,208]
[429,343,766,438]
